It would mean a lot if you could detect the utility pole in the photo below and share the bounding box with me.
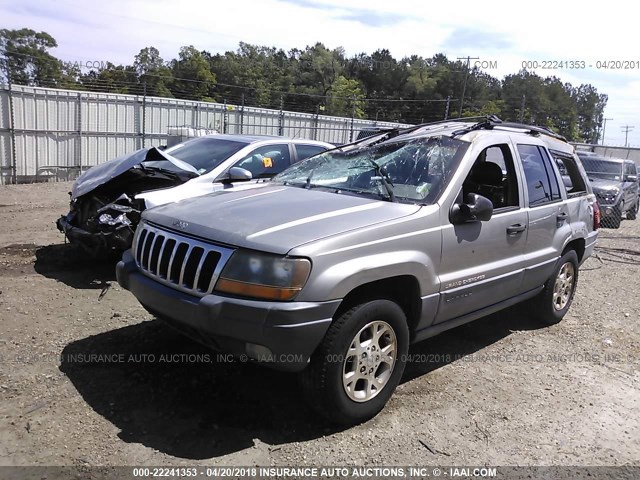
[519,95,526,123]
[444,96,451,120]
[621,125,634,147]
[456,56,479,117]
[601,117,613,145]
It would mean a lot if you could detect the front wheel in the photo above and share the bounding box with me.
[603,205,622,228]
[627,200,638,220]
[301,299,409,425]
[530,250,579,325]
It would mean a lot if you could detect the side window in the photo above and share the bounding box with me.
[295,144,326,162]
[518,144,562,207]
[551,150,587,196]
[625,162,637,176]
[233,144,291,178]
[462,144,519,209]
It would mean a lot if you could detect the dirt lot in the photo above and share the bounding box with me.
[0,181,638,469]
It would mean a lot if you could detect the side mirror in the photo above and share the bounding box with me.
[220,167,253,184]
[624,174,637,182]
[450,193,494,224]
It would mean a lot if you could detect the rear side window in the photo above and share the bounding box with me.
[551,150,588,196]
[518,144,562,206]
[295,144,327,162]
[233,144,291,178]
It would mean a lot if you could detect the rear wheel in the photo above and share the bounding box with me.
[301,299,409,425]
[530,250,579,325]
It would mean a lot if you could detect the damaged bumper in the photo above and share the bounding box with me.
[56,214,135,252]
[56,194,142,253]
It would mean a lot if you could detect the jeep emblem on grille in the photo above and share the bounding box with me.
[172,220,189,230]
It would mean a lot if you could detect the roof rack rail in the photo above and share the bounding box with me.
[495,122,567,142]
[332,116,566,152]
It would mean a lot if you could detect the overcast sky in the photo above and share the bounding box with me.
[2,0,639,146]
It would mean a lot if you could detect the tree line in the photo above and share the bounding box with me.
[0,28,607,142]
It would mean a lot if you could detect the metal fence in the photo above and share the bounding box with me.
[0,84,408,185]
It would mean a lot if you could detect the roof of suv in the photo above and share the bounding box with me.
[376,118,575,154]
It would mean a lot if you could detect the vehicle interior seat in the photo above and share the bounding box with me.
[465,161,505,208]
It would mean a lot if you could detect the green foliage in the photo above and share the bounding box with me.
[134,47,173,97]
[0,28,65,86]
[169,46,216,100]
[326,76,365,117]
[78,62,139,94]
[0,29,610,142]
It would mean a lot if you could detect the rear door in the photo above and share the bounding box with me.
[294,144,328,162]
[517,143,572,291]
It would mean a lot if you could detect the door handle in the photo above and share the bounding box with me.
[557,212,568,223]
[507,223,526,235]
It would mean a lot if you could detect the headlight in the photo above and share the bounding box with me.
[215,250,311,301]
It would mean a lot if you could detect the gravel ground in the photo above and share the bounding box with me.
[0,181,638,470]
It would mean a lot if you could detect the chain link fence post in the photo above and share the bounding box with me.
[7,70,18,184]
[349,95,356,142]
[240,93,245,134]
[141,81,147,149]
[223,99,229,134]
[278,95,284,136]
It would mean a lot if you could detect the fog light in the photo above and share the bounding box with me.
[604,207,613,215]
[246,343,274,362]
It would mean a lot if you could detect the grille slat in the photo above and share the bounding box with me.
[178,246,194,286]
[149,235,165,275]
[133,223,234,297]
[192,250,209,291]
[141,231,156,270]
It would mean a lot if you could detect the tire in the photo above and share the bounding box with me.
[301,299,409,425]
[530,250,579,325]
[602,205,622,228]
[627,200,638,221]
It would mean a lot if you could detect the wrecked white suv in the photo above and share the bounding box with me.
[56,135,332,255]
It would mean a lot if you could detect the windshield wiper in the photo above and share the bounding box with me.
[368,159,396,202]
[305,170,315,189]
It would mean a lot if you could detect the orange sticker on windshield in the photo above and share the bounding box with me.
[262,157,273,168]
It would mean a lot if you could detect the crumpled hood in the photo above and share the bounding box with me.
[589,177,621,193]
[142,185,421,254]
[71,147,198,199]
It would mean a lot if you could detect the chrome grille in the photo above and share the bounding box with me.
[133,222,234,297]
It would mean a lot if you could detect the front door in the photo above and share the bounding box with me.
[436,142,528,323]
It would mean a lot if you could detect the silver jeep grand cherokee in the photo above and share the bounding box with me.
[117,117,599,424]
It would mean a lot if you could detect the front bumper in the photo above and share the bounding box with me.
[57,213,135,253]
[117,251,341,372]
[595,198,621,219]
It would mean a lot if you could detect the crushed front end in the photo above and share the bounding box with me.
[57,192,144,254]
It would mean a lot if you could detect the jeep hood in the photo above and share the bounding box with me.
[72,147,199,199]
[142,185,421,254]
